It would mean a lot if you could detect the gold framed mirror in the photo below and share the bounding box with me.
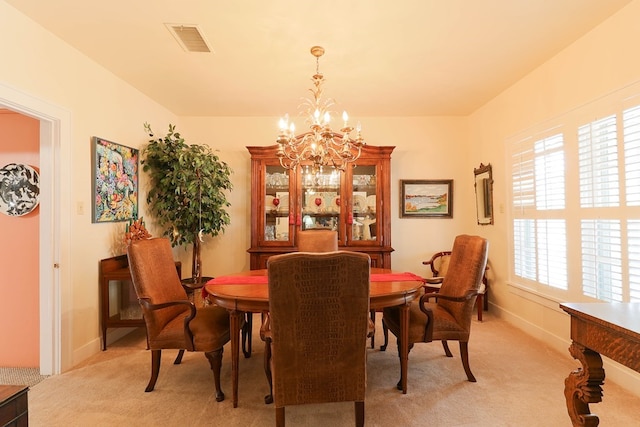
[474,163,493,225]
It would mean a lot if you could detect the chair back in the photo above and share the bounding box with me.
[297,229,338,252]
[431,252,452,277]
[127,238,189,340]
[267,251,370,407]
[438,235,488,326]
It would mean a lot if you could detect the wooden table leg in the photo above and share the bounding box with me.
[564,342,604,427]
[399,303,409,394]
[229,309,242,408]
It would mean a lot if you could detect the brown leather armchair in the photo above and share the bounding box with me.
[297,229,338,252]
[242,229,339,358]
[382,235,489,387]
[127,237,237,402]
[261,251,370,427]
[423,250,489,321]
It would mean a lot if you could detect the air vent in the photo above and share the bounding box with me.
[165,23,212,53]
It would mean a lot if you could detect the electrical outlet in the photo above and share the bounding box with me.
[77,201,85,215]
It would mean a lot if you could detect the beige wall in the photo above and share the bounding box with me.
[468,0,640,393]
[0,1,178,370]
[178,116,472,277]
[0,110,39,367]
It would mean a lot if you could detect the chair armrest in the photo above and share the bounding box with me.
[420,289,477,305]
[424,277,444,284]
[259,312,272,342]
[419,304,435,342]
[138,298,196,320]
[139,298,197,349]
[367,318,375,338]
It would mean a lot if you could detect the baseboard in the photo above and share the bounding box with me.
[71,328,136,370]
[490,302,640,396]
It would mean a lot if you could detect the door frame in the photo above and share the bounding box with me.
[0,82,69,375]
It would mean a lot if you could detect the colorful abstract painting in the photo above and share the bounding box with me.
[92,137,139,223]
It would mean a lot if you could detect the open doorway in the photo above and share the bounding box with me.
[0,82,68,375]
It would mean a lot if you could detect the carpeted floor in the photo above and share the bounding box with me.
[24,313,640,426]
[0,367,48,387]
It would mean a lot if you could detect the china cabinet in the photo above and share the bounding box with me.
[247,144,394,269]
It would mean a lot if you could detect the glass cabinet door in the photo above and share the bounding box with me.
[264,165,292,244]
[300,165,341,239]
[349,164,378,245]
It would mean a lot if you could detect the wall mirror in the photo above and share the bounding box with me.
[474,163,493,225]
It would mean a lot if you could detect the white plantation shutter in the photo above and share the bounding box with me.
[509,88,640,303]
[534,135,565,210]
[578,115,619,208]
[510,132,567,289]
[537,219,567,289]
[624,105,640,206]
[628,220,640,301]
[513,219,536,280]
[512,142,535,213]
[581,220,622,302]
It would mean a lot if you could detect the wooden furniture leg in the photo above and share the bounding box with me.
[399,303,410,394]
[229,309,242,408]
[242,312,253,358]
[564,342,604,427]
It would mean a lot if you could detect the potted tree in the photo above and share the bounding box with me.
[141,123,232,285]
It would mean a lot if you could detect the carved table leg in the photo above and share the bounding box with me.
[564,342,605,427]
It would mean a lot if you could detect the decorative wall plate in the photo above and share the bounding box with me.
[0,163,40,216]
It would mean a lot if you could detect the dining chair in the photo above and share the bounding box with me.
[423,249,490,321]
[297,228,383,348]
[127,237,237,402]
[242,229,340,358]
[261,251,371,427]
[297,229,339,252]
[382,234,489,387]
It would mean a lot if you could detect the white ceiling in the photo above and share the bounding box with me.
[5,0,633,117]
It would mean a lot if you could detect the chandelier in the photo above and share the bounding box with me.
[276,46,364,172]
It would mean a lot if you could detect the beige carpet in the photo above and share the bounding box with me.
[28,313,640,426]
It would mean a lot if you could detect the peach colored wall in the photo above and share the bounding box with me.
[0,110,40,367]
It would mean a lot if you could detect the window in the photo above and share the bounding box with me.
[511,132,567,290]
[508,91,640,303]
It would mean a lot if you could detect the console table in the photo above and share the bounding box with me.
[99,255,181,350]
[560,302,640,427]
[0,385,28,427]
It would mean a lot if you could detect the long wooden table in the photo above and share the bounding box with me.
[560,302,640,427]
[205,268,424,408]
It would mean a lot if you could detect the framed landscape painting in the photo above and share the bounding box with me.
[400,179,453,218]
[92,137,139,223]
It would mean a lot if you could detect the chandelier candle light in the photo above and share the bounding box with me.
[276,46,365,173]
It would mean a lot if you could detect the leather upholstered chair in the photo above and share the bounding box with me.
[243,229,339,358]
[297,229,339,252]
[127,237,237,402]
[261,251,370,427]
[382,235,489,386]
[423,249,489,321]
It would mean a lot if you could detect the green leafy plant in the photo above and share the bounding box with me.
[142,123,232,283]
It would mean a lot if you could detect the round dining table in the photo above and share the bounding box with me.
[205,268,424,408]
